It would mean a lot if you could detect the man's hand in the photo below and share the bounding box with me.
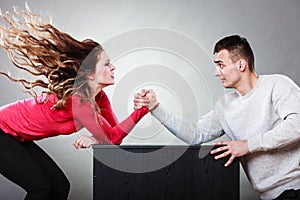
[146,89,159,111]
[73,135,97,149]
[210,140,250,167]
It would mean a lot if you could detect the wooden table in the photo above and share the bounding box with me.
[93,145,239,200]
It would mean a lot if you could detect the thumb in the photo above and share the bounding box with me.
[140,89,149,96]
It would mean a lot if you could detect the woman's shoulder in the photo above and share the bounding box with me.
[95,90,109,103]
[69,91,111,109]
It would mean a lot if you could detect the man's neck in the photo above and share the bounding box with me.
[236,72,259,96]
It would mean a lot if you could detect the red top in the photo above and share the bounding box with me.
[0,91,148,144]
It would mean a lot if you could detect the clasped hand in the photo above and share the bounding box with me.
[133,89,159,111]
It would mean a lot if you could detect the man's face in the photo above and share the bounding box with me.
[213,49,241,89]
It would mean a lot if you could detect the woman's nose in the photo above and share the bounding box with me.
[110,64,116,70]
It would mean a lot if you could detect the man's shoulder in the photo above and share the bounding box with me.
[261,74,293,83]
[261,74,300,101]
[263,74,298,89]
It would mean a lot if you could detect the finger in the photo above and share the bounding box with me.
[73,140,80,149]
[83,141,91,148]
[79,142,84,148]
[76,141,81,148]
[81,143,87,148]
[134,102,149,108]
[148,90,157,98]
[134,105,142,110]
[133,105,142,110]
[140,89,150,96]
[133,100,148,106]
[149,89,155,94]
[84,142,91,148]
[214,150,231,160]
[73,143,78,149]
[134,93,143,99]
[133,99,149,105]
[146,92,153,99]
[82,143,89,148]
[76,139,84,148]
[134,93,150,99]
[133,97,150,104]
[210,145,229,154]
[224,155,235,167]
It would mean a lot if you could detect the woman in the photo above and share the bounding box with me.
[0,6,148,200]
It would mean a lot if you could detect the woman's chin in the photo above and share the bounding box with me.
[98,82,115,88]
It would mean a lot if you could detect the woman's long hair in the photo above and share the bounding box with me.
[0,4,103,111]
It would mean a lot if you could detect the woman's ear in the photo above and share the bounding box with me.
[86,74,95,80]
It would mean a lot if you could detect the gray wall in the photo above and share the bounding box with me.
[0,0,299,199]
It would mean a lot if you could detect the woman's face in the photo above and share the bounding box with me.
[87,51,115,94]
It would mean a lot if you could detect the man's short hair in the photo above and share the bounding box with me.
[214,35,255,71]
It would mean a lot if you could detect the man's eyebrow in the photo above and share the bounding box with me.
[214,60,223,64]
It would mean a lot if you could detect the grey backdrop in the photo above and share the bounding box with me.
[0,0,299,199]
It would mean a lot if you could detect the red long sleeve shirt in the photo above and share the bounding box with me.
[0,91,148,144]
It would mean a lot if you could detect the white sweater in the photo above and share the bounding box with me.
[151,74,300,200]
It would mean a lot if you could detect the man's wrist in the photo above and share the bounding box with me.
[149,102,159,111]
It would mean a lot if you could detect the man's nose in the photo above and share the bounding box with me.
[214,67,221,76]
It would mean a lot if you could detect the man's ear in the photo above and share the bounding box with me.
[238,59,247,72]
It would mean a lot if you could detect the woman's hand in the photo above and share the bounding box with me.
[73,135,98,149]
[133,89,150,109]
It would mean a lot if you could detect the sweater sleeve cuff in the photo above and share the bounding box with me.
[247,136,262,153]
[130,106,149,123]
[150,104,169,124]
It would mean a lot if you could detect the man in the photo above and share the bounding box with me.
[134,35,300,200]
